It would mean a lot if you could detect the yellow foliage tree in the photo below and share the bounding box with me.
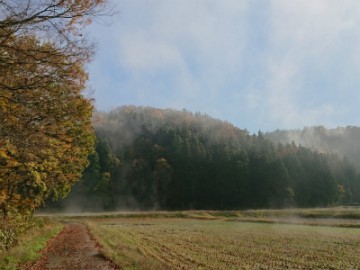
[0,34,95,219]
[0,0,109,220]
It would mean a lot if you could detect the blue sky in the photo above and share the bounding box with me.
[87,0,360,133]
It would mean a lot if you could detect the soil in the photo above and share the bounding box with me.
[26,223,119,270]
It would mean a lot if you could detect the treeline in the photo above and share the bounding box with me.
[49,106,360,211]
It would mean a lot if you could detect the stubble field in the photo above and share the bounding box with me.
[82,209,360,270]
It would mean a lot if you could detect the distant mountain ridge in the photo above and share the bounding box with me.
[265,126,360,171]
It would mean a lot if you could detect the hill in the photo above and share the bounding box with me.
[46,106,360,211]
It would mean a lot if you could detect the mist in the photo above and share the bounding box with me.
[265,126,360,171]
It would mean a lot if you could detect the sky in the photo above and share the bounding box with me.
[87,0,360,133]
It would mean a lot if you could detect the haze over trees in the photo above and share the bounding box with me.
[51,106,360,212]
[266,126,360,171]
[0,0,108,249]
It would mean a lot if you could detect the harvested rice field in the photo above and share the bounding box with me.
[84,212,360,270]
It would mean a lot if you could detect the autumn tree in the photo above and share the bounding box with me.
[0,0,109,88]
[0,0,108,222]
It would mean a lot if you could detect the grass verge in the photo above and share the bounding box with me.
[0,217,63,270]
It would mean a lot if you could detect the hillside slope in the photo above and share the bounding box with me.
[46,106,360,211]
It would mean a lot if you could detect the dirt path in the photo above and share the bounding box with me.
[27,223,119,270]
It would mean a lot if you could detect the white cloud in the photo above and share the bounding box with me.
[245,88,262,109]
[119,35,185,71]
[89,0,360,131]
[114,0,249,98]
[259,0,360,129]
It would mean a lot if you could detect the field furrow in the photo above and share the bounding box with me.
[87,216,360,269]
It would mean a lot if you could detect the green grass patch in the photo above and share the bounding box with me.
[0,217,63,270]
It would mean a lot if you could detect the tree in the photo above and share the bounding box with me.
[0,0,108,220]
[0,35,95,219]
[153,157,173,208]
[0,0,109,91]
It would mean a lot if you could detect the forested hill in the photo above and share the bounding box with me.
[265,126,360,171]
[49,106,360,211]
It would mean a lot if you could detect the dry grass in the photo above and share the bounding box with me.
[61,206,360,220]
[87,213,360,270]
